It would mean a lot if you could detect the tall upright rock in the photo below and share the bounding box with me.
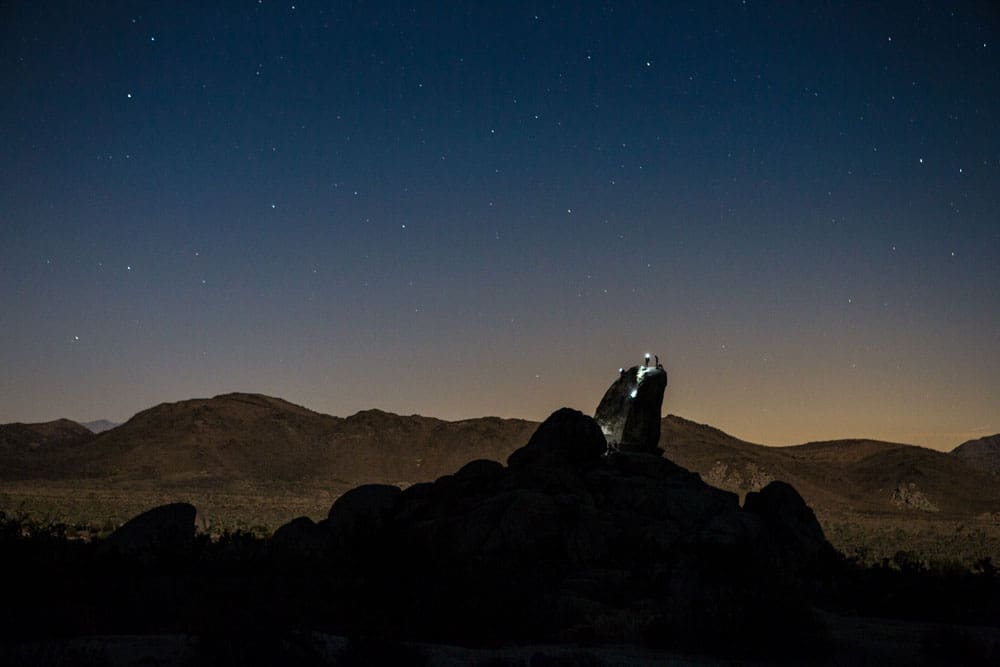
[594,357,667,454]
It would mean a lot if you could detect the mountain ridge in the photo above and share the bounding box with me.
[2,394,998,524]
[660,415,1000,516]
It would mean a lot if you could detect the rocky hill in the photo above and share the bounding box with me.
[660,416,1000,517]
[4,393,536,491]
[0,418,93,449]
[0,418,95,478]
[951,434,1000,475]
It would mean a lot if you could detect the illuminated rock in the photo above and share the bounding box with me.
[594,357,667,454]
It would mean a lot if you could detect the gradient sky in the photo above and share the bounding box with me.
[2,2,998,450]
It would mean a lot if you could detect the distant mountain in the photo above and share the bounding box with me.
[7,393,537,492]
[0,418,93,448]
[660,416,1000,517]
[0,419,95,478]
[81,420,119,434]
[951,434,1000,475]
[2,396,997,522]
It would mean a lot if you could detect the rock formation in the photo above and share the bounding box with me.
[101,502,196,555]
[268,407,834,646]
[744,480,835,565]
[594,357,667,453]
[889,482,940,512]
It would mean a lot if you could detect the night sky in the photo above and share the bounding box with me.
[2,2,998,451]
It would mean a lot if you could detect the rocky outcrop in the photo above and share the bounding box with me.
[271,408,833,646]
[889,483,940,512]
[594,361,667,454]
[703,460,774,496]
[507,407,606,468]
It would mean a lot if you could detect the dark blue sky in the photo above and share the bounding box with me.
[2,1,998,449]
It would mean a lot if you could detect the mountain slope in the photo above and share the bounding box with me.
[21,393,537,489]
[661,416,1000,517]
[0,419,95,479]
[951,434,1000,475]
[3,398,997,524]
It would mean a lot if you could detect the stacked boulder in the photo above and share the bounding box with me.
[594,359,668,453]
[270,405,836,647]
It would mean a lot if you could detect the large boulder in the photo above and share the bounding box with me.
[101,502,196,555]
[594,361,668,453]
[325,483,401,540]
[743,481,833,565]
[453,458,506,484]
[271,516,334,555]
[507,408,606,469]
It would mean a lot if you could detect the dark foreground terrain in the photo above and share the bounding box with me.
[2,409,998,666]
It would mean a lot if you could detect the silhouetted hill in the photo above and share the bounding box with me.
[951,434,1000,475]
[0,418,94,479]
[661,416,1000,517]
